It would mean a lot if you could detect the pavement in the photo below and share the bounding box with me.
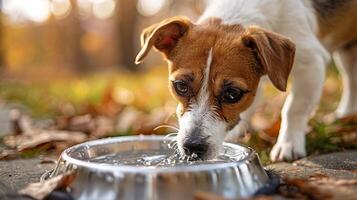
[0,158,55,192]
[266,150,357,200]
[267,150,357,179]
[0,151,356,199]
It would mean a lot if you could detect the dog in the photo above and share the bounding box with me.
[135,0,357,162]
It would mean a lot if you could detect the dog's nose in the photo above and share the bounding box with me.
[183,139,209,158]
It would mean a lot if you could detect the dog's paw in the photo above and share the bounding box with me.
[270,141,306,162]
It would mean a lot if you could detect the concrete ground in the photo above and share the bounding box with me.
[267,150,357,200]
[0,158,54,192]
[267,150,357,179]
[0,151,356,199]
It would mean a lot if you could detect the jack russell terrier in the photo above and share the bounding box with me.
[135,0,357,161]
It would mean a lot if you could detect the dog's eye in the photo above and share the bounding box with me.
[173,80,190,96]
[221,87,244,103]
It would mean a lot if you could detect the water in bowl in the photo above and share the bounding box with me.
[89,134,248,168]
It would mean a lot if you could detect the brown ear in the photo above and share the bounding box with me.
[135,16,192,64]
[242,27,296,91]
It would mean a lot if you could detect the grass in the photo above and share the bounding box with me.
[0,66,171,118]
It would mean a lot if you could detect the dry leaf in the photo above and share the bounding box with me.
[91,116,115,138]
[194,191,226,200]
[133,108,170,134]
[116,107,144,132]
[19,172,76,200]
[309,176,357,186]
[281,177,332,200]
[308,173,328,180]
[56,114,95,134]
[339,114,357,124]
[84,84,124,117]
[252,114,281,143]
[18,130,87,151]
[0,149,19,160]
[3,130,87,151]
[39,156,58,164]
[243,196,273,200]
[10,109,36,135]
[260,118,281,141]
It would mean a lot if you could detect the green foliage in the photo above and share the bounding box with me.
[0,67,171,117]
[307,120,339,154]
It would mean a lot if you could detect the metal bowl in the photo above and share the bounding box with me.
[48,135,269,200]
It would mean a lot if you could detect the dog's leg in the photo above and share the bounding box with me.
[333,44,357,117]
[270,46,327,162]
[224,78,266,142]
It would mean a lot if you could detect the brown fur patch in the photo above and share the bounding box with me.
[137,17,295,128]
[314,0,357,50]
[168,21,262,126]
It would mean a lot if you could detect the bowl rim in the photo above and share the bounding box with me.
[60,135,258,174]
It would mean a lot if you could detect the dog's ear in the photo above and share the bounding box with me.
[135,16,192,64]
[242,27,295,91]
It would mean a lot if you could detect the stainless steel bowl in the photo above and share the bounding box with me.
[48,135,269,200]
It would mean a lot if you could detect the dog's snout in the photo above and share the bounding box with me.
[183,136,209,158]
[183,141,208,157]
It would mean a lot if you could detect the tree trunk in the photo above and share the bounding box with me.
[117,0,139,71]
[0,0,4,69]
[68,0,87,72]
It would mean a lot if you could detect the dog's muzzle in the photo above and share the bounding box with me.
[182,128,210,159]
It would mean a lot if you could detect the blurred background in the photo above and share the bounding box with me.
[0,0,206,128]
[0,0,354,164]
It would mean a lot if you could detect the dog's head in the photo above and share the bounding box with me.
[136,17,295,160]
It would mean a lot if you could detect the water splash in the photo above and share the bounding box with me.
[89,133,248,168]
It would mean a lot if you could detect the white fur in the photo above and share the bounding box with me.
[198,0,353,161]
[177,48,228,158]
[198,48,213,108]
[333,46,357,117]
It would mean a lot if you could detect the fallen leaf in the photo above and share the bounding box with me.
[260,118,281,140]
[309,176,357,186]
[116,106,145,133]
[242,196,274,200]
[3,130,87,151]
[0,149,19,160]
[91,116,115,138]
[86,84,124,117]
[308,173,329,180]
[57,114,95,134]
[19,172,76,200]
[194,191,226,200]
[281,177,332,200]
[133,107,172,134]
[339,114,357,125]
[39,156,58,164]
[10,109,36,135]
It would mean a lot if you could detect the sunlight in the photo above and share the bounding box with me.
[113,87,135,105]
[3,0,51,24]
[92,0,116,19]
[77,0,93,18]
[137,0,166,16]
[51,0,72,19]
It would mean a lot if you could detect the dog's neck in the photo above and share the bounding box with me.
[197,0,283,30]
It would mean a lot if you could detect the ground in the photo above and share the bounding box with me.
[0,158,54,191]
[0,151,356,199]
[267,151,357,200]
